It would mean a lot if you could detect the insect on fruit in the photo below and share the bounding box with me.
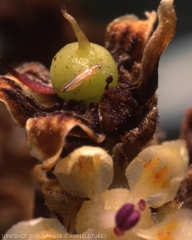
[60,64,101,92]
[50,4,118,102]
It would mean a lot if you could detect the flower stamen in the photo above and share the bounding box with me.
[114,203,140,236]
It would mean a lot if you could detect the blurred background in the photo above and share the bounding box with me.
[0,0,192,233]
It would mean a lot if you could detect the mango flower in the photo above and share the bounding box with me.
[5,217,94,240]
[53,140,188,239]
[134,209,192,240]
[5,140,189,239]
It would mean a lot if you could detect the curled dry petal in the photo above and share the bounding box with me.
[1,61,58,107]
[106,0,176,104]
[0,58,55,95]
[54,146,113,199]
[106,11,157,66]
[26,113,105,171]
[139,0,177,102]
[180,107,192,163]
[0,76,58,127]
[125,140,189,208]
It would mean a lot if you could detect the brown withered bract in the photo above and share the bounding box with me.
[101,1,176,145]
[0,0,176,171]
[181,108,192,163]
[176,165,192,210]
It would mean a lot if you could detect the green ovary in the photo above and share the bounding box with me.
[50,42,118,102]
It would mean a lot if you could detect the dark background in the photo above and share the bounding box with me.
[0,0,191,68]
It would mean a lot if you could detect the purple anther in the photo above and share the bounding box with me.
[138,199,146,211]
[115,203,140,234]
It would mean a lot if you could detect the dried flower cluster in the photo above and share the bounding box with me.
[0,0,176,171]
[1,0,192,240]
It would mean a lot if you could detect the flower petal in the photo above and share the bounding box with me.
[75,200,105,234]
[102,189,154,229]
[76,189,130,233]
[26,113,106,171]
[101,189,131,211]
[5,218,67,239]
[5,217,95,240]
[1,61,59,105]
[1,59,53,91]
[0,76,58,127]
[106,11,157,63]
[126,140,189,208]
[134,208,192,240]
[138,0,176,102]
[54,146,113,199]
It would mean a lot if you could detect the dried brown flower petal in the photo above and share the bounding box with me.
[12,62,58,107]
[181,108,192,163]
[0,76,58,127]
[14,61,53,89]
[2,61,58,106]
[106,12,157,70]
[26,112,105,170]
[138,0,177,102]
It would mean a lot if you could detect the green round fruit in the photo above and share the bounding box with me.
[50,5,118,102]
[50,42,118,102]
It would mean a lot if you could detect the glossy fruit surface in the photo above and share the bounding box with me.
[50,42,118,102]
[50,5,118,102]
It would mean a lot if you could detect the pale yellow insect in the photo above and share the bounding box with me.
[60,64,101,92]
